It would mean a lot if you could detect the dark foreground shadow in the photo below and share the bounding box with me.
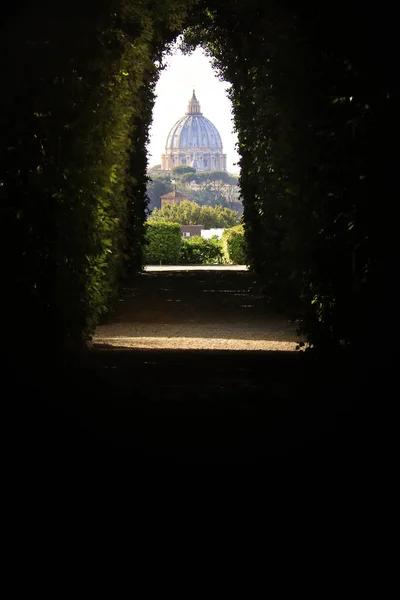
[5,346,377,466]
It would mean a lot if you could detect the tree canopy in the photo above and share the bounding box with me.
[146,174,174,211]
[172,165,197,177]
[149,200,238,228]
[177,170,239,207]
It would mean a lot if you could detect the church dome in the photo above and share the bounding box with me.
[165,91,223,151]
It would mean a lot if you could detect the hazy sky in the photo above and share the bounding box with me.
[147,45,240,174]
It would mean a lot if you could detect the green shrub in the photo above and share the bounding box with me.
[149,200,238,228]
[143,222,182,265]
[180,235,225,264]
[223,225,246,264]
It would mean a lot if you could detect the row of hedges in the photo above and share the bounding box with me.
[143,222,246,264]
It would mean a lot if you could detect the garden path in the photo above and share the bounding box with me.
[94,267,303,351]
[12,267,361,464]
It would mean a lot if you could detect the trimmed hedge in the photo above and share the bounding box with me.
[144,226,225,265]
[144,222,182,265]
[180,236,225,264]
[223,225,246,264]
[0,0,194,352]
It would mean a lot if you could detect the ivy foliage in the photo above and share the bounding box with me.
[181,0,397,349]
[0,0,195,349]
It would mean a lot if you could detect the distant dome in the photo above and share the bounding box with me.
[161,90,227,172]
[166,91,223,151]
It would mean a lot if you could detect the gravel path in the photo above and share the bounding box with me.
[94,268,303,351]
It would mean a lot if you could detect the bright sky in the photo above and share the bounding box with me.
[147,45,240,175]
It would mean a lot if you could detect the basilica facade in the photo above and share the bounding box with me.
[161,90,227,172]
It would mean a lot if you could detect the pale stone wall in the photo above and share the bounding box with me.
[201,228,225,240]
[162,147,226,172]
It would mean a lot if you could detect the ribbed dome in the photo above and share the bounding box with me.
[165,91,223,151]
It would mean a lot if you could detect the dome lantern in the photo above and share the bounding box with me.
[187,89,202,115]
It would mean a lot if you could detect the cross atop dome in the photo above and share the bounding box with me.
[187,89,202,115]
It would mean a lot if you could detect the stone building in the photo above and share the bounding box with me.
[160,190,189,208]
[161,90,227,172]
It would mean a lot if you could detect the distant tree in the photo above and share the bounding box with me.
[172,165,196,177]
[224,178,240,208]
[190,186,225,206]
[180,172,198,184]
[183,171,239,207]
[194,171,236,185]
[146,174,173,211]
[149,200,238,228]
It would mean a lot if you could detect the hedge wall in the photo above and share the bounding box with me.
[1,0,396,354]
[143,222,182,265]
[144,226,225,265]
[180,236,225,264]
[223,225,246,265]
[182,0,397,349]
[0,0,195,351]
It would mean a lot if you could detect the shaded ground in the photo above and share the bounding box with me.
[7,268,374,465]
[12,347,362,465]
[95,269,303,350]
